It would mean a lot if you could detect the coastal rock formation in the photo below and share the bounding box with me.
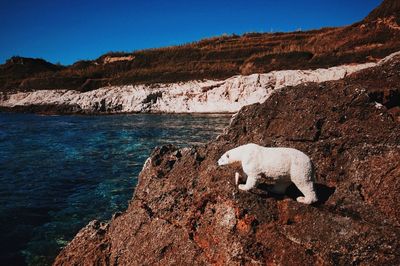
[53,46,400,265]
[0,60,378,114]
[1,0,400,92]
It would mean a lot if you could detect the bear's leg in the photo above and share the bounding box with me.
[292,179,318,204]
[235,172,240,185]
[238,175,258,191]
[235,172,248,185]
[269,181,291,194]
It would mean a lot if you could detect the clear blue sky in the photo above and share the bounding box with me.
[0,0,382,65]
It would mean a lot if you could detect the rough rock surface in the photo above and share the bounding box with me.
[366,0,400,23]
[54,54,400,265]
[0,60,379,114]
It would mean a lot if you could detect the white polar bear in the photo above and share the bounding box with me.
[218,143,318,204]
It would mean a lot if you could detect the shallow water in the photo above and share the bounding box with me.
[0,113,231,266]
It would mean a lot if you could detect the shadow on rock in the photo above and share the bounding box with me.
[255,183,335,205]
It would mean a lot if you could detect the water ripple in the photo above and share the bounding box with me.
[0,113,230,266]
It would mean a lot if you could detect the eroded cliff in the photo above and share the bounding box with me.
[0,60,378,114]
[1,0,400,93]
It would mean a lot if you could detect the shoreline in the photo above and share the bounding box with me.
[0,55,385,115]
[0,106,236,116]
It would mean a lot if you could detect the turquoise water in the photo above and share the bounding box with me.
[0,113,230,266]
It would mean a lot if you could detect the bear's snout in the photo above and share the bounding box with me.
[217,156,228,166]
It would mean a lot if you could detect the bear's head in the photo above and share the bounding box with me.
[218,152,230,166]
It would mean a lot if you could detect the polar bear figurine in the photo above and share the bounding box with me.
[218,143,318,204]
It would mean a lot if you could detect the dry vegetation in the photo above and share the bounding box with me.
[1,0,400,92]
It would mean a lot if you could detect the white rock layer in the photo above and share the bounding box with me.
[2,53,393,113]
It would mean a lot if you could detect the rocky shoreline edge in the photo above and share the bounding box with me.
[4,54,394,115]
[53,51,400,265]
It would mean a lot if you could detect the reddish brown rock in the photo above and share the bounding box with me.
[54,49,400,265]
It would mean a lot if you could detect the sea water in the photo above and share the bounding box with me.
[0,113,230,266]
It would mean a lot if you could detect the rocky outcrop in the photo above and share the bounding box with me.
[0,59,380,114]
[54,49,400,265]
[365,0,400,23]
[103,55,135,64]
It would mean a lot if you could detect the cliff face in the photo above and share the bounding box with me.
[0,60,376,114]
[53,49,400,265]
[1,0,400,93]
